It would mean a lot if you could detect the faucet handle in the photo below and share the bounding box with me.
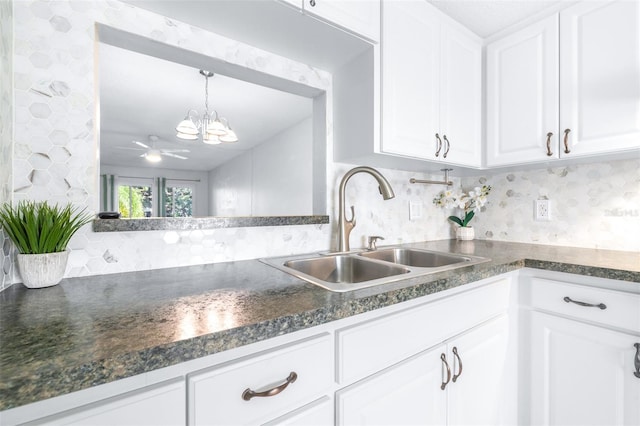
[367,236,384,251]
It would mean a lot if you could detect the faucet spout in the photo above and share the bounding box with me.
[337,166,395,252]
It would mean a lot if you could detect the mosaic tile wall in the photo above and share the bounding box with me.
[462,158,640,252]
[5,0,638,288]
[1,0,13,291]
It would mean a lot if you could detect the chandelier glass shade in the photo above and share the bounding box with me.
[176,70,238,144]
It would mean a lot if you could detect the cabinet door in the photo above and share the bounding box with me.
[336,344,447,425]
[447,315,513,426]
[381,0,440,160]
[440,24,482,167]
[529,311,640,426]
[303,0,380,41]
[486,15,559,166]
[559,0,640,157]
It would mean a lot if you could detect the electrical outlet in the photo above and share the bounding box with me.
[535,199,551,221]
[409,201,423,220]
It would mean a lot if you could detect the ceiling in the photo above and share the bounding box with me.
[99,43,313,172]
[427,0,561,38]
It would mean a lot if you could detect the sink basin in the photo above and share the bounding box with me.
[262,254,410,292]
[261,248,489,292]
[359,248,472,268]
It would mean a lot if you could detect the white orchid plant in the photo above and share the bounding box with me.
[433,185,491,228]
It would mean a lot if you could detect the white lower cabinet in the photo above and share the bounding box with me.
[529,312,640,426]
[523,272,640,426]
[336,315,511,426]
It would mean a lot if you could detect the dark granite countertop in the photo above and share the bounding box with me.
[1,240,638,411]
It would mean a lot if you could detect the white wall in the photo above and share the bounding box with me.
[209,117,313,216]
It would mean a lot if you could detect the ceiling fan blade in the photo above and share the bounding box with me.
[162,152,188,160]
[115,146,144,151]
[133,140,150,149]
[161,149,190,153]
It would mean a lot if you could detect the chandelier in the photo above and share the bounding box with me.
[175,70,238,145]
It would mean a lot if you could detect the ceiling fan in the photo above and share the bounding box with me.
[117,135,190,162]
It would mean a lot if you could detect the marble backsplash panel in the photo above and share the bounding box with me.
[462,158,640,252]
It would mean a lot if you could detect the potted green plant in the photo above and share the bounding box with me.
[433,185,491,240]
[0,201,93,288]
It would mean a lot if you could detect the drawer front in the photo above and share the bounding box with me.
[529,278,640,332]
[188,333,332,426]
[336,278,511,384]
[28,379,185,426]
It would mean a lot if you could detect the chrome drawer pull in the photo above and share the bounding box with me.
[452,347,463,382]
[242,372,298,401]
[563,296,606,310]
[634,343,640,379]
[440,353,451,390]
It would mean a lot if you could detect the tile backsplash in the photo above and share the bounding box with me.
[3,0,639,288]
[462,158,640,252]
[1,0,13,292]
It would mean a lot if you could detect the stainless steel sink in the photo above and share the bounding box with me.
[265,254,410,292]
[260,248,489,293]
[358,248,474,268]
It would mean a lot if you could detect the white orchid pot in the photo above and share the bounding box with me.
[17,250,69,289]
[456,226,475,241]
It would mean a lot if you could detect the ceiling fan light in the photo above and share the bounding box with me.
[145,149,162,162]
[219,129,238,143]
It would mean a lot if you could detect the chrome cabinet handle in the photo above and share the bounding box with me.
[242,372,298,401]
[563,128,571,154]
[452,347,463,382]
[634,343,640,379]
[546,132,553,156]
[435,133,443,157]
[440,353,452,390]
[443,135,450,159]
[563,296,606,310]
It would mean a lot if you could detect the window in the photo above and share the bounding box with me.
[118,181,153,218]
[164,184,193,218]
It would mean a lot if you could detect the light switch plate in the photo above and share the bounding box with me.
[409,201,423,220]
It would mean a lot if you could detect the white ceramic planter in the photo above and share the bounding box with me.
[456,226,475,241]
[17,250,69,289]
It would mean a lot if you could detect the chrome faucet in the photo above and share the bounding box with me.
[337,166,395,252]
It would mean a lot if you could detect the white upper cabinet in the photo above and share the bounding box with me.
[380,0,482,168]
[487,0,640,167]
[559,1,640,157]
[287,0,380,42]
[486,15,559,167]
